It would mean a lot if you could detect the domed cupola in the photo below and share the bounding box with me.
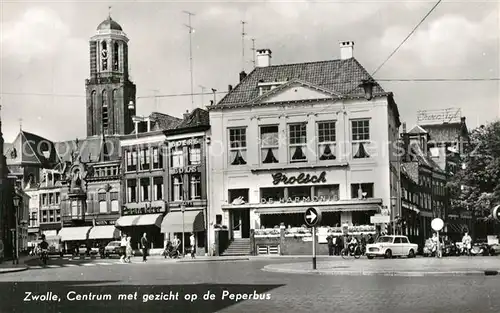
[97,16,123,31]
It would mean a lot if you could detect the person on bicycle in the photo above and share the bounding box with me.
[172,235,181,252]
[39,235,49,251]
[348,236,358,253]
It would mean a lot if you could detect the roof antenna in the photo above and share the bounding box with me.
[108,6,112,19]
[251,38,256,69]
[19,118,22,131]
[241,21,247,72]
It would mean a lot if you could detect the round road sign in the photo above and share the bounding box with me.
[493,205,500,221]
[431,218,444,232]
[304,207,322,227]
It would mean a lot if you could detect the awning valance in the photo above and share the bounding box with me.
[255,205,380,215]
[58,227,92,242]
[115,214,163,228]
[161,210,205,233]
[446,223,468,234]
[88,225,120,240]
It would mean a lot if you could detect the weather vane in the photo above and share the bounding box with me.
[108,6,112,18]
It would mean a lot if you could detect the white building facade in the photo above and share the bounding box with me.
[207,42,402,245]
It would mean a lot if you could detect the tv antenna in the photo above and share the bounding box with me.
[241,21,247,72]
[183,11,196,108]
[251,38,256,68]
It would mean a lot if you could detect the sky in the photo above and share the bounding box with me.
[1,0,499,142]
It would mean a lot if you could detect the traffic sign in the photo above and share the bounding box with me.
[493,205,500,221]
[304,207,322,227]
[431,218,444,232]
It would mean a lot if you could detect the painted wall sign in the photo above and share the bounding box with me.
[272,171,327,185]
[169,138,201,148]
[121,205,165,216]
[261,195,339,204]
[171,166,199,174]
[417,108,461,124]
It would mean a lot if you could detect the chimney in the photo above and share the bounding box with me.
[228,85,233,92]
[239,71,247,82]
[210,100,214,106]
[402,122,407,134]
[183,110,190,120]
[339,41,354,60]
[256,49,272,67]
[460,117,466,124]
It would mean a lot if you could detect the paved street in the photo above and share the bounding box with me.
[1,257,500,312]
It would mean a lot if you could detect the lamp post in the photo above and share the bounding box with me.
[12,194,20,265]
[391,197,397,235]
[181,204,185,257]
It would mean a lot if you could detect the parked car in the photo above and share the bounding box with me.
[365,235,418,259]
[0,239,4,262]
[104,241,122,258]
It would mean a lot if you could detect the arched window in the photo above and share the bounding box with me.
[102,90,109,130]
[101,41,108,70]
[91,91,97,107]
[113,42,119,71]
[112,89,118,107]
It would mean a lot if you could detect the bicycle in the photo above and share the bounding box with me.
[341,244,362,259]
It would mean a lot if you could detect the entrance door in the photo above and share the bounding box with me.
[231,210,251,239]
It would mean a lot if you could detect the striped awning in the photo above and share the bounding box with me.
[446,223,468,234]
[161,210,205,233]
[58,226,92,242]
[88,225,120,240]
[115,214,164,228]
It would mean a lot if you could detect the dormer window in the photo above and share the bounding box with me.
[257,81,286,96]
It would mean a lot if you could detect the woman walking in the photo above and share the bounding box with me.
[125,236,133,263]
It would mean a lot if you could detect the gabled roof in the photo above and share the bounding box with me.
[55,135,121,163]
[407,142,444,173]
[5,131,60,168]
[216,58,386,107]
[408,125,428,135]
[421,122,469,143]
[149,112,183,131]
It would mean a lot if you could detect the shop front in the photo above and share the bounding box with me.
[115,201,166,250]
[160,207,205,255]
[58,226,92,254]
[88,219,120,247]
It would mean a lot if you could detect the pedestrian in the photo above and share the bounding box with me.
[119,234,127,263]
[326,233,334,256]
[189,233,196,259]
[140,233,149,262]
[125,236,133,263]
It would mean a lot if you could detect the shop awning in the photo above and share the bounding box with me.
[115,214,163,228]
[88,225,120,240]
[255,205,380,215]
[161,210,205,233]
[58,227,92,242]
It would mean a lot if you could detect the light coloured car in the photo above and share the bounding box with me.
[365,235,418,259]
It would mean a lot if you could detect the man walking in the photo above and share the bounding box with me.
[140,233,149,262]
[120,234,127,263]
[189,233,196,259]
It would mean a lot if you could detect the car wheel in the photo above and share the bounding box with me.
[384,249,392,259]
[367,255,374,259]
[408,249,415,258]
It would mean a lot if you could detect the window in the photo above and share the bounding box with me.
[289,123,307,162]
[189,174,202,200]
[153,177,163,201]
[101,41,108,70]
[401,237,409,244]
[314,185,340,200]
[71,201,78,217]
[110,192,119,212]
[288,186,310,199]
[171,146,184,168]
[140,148,150,171]
[228,189,249,204]
[140,178,150,201]
[49,194,54,204]
[351,120,370,159]
[350,183,374,199]
[394,237,402,244]
[30,212,38,227]
[260,126,279,164]
[98,193,107,213]
[113,42,119,71]
[229,128,247,165]
[55,193,60,204]
[126,150,137,172]
[260,188,285,201]
[172,175,183,201]
[317,121,336,160]
[127,179,137,203]
[152,147,163,169]
[189,144,202,165]
[102,90,109,130]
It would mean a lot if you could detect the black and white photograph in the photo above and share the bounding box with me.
[1,0,500,312]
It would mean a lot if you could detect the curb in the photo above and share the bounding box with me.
[177,257,249,263]
[262,265,500,277]
[0,267,29,274]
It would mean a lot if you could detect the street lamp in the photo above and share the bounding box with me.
[181,204,186,258]
[12,194,20,265]
[391,197,397,235]
[359,79,377,101]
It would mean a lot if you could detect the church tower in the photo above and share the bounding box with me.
[85,13,137,137]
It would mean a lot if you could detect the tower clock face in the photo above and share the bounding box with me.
[101,49,108,59]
